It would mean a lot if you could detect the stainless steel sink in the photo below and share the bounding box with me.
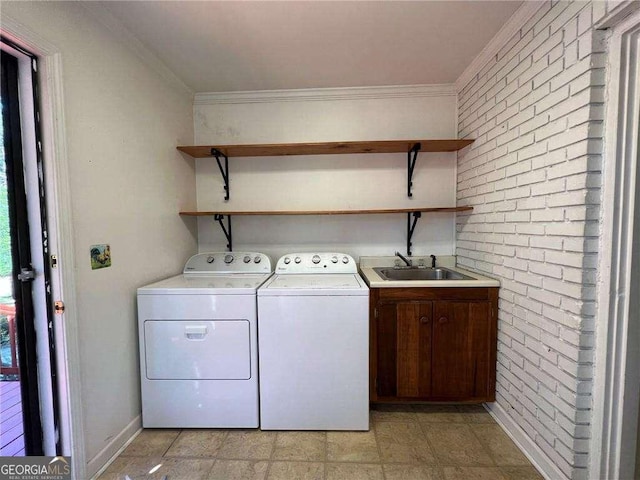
[373,266,475,281]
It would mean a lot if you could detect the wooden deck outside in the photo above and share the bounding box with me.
[0,380,24,456]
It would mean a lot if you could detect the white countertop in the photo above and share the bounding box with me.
[358,256,500,288]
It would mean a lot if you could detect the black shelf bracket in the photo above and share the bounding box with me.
[406,211,422,256]
[407,142,422,197]
[212,148,230,201]
[214,214,232,251]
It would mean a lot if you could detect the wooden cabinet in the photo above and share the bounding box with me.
[370,287,498,403]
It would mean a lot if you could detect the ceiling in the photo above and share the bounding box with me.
[97,1,523,93]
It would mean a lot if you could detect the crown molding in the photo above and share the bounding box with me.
[80,3,194,98]
[194,84,457,105]
[596,0,640,29]
[1,13,59,55]
[455,1,547,92]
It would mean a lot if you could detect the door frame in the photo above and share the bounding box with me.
[0,17,86,480]
[591,8,640,480]
[1,48,44,455]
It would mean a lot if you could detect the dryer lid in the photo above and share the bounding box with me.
[138,273,272,295]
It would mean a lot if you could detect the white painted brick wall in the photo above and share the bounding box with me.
[456,2,605,479]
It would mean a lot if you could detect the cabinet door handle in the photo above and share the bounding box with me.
[438,316,448,324]
[420,316,430,324]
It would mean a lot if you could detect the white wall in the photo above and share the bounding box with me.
[1,3,196,477]
[194,87,459,259]
[456,1,611,479]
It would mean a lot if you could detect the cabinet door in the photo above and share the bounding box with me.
[431,301,492,399]
[376,302,432,398]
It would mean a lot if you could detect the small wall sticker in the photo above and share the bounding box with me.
[90,244,111,270]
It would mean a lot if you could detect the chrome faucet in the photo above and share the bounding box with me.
[395,251,412,267]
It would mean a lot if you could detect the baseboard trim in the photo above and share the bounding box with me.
[88,415,142,480]
[484,402,568,480]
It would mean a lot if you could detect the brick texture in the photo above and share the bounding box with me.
[456,2,605,479]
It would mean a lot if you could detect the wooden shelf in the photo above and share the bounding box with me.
[177,139,474,158]
[177,139,475,254]
[182,206,473,255]
[180,206,473,216]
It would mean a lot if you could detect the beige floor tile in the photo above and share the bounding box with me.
[148,457,215,480]
[380,440,436,465]
[471,424,530,466]
[102,407,539,480]
[371,404,418,423]
[413,405,467,424]
[456,405,496,424]
[327,431,380,462]
[442,466,508,480]
[383,464,442,480]
[375,422,426,444]
[266,461,324,480]
[375,422,436,464]
[326,463,384,480]
[217,430,276,460]
[98,456,214,480]
[120,429,181,457]
[165,430,228,457]
[500,466,545,480]
[422,424,493,466]
[207,459,269,480]
[97,457,159,480]
[272,432,326,461]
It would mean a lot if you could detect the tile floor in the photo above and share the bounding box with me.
[97,404,544,480]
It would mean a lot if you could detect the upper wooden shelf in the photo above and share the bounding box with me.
[179,206,473,216]
[177,139,474,158]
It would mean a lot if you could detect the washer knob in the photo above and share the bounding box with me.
[206,256,215,264]
[284,257,291,264]
[243,255,251,263]
[254,256,262,263]
[331,256,338,264]
[312,255,321,264]
[342,256,349,264]
[224,254,234,264]
[294,257,302,264]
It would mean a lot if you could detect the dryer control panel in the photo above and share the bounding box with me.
[184,252,272,274]
[275,253,357,274]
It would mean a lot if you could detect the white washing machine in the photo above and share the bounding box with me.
[137,252,272,428]
[257,252,369,431]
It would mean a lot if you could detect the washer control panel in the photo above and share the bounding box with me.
[183,252,272,274]
[275,253,357,274]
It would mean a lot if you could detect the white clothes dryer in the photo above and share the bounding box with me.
[257,253,369,431]
[137,252,272,428]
